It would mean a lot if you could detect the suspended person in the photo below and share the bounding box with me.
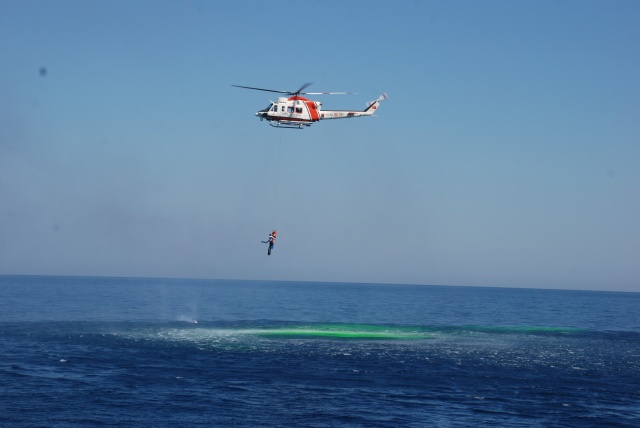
[267,230,277,255]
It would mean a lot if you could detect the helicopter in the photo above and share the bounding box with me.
[232,83,387,129]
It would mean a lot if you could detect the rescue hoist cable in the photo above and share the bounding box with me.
[272,131,282,228]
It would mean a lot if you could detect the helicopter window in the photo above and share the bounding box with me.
[287,106,294,113]
[281,106,285,112]
[295,107,303,113]
[271,105,277,112]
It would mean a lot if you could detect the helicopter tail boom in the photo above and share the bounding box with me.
[319,93,388,120]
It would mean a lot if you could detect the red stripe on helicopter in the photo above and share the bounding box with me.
[306,101,320,121]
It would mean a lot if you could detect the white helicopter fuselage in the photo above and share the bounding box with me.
[256,94,386,128]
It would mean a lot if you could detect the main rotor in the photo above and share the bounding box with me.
[231,83,354,96]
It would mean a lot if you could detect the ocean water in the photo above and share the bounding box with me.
[1,276,639,427]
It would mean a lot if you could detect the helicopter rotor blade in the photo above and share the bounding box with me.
[302,91,356,95]
[298,83,356,95]
[292,82,313,95]
[231,85,293,94]
[232,83,357,96]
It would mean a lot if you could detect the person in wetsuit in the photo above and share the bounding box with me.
[267,230,277,255]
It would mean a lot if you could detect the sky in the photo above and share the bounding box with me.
[1,0,639,292]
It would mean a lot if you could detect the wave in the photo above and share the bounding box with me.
[0,320,622,342]
[64,321,619,352]
[182,322,590,340]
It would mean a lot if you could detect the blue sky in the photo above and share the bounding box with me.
[1,0,639,291]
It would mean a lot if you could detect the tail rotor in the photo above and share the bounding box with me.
[366,92,388,108]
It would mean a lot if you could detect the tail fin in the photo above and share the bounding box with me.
[364,92,388,113]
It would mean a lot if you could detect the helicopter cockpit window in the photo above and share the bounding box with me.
[271,104,277,112]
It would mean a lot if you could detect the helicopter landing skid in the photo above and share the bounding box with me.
[269,121,311,129]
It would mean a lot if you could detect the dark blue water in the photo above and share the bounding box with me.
[1,276,639,427]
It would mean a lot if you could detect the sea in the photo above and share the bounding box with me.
[1,276,638,427]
